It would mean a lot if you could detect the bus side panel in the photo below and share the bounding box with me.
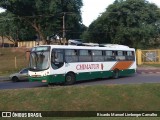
[75,61,136,81]
[48,74,65,83]
[29,74,65,83]
[29,75,51,82]
[119,69,136,77]
[49,64,66,83]
[76,71,113,81]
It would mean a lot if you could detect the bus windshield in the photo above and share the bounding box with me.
[29,50,50,71]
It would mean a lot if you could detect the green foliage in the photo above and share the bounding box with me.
[1,84,160,111]
[0,12,36,42]
[83,0,160,48]
[0,0,84,43]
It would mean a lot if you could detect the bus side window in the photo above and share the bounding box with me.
[52,50,63,63]
[123,51,127,56]
[126,51,135,61]
[104,51,115,61]
[51,49,64,69]
[116,51,125,61]
[65,49,78,63]
[79,50,92,62]
[92,50,104,62]
[51,51,56,63]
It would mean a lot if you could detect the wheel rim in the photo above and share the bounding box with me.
[115,72,118,78]
[65,73,75,85]
[113,70,119,79]
[66,75,72,82]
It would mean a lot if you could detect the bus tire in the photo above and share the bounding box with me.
[113,69,119,79]
[48,83,55,87]
[65,73,75,85]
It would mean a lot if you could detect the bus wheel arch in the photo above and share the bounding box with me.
[65,72,76,85]
[113,69,119,79]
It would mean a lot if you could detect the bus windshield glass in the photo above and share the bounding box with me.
[29,46,50,71]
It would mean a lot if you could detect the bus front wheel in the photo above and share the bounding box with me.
[65,73,75,85]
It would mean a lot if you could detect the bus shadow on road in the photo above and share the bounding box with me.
[39,74,136,87]
[74,74,136,85]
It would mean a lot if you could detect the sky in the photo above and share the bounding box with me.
[0,8,5,12]
[0,0,160,27]
[81,0,115,26]
[81,0,160,26]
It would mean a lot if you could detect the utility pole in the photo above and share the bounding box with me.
[62,12,75,38]
[62,12,66,39]
[62,12,75,44]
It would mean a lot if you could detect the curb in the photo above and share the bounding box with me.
[0,76,10,82]
[137,69,160,74]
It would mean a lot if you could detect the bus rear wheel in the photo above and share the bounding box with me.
[113,69,119,79]
[65,73,75,85]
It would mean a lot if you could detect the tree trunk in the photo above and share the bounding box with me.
[34,24,46,45]
[31,20,46,45]
[5,36,16,47]
[1,35,4,47]
[22,18,47,45]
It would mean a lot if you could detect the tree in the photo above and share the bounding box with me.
[83,0,160,48]
[0,12,17,46]
[0,0,83,44]
[0,12,36,46]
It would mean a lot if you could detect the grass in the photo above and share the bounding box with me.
[138,64,160,68]
[0,47,29,76]
[1,83,160,119]
[0,83,160,111]
[146,64,160,67]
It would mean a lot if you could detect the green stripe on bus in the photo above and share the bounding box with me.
[119,69,136,76]
[76,71,112,81]
[29,74,65,83]
[76,69,135,81]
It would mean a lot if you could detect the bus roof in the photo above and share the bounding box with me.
[36,44,135,51]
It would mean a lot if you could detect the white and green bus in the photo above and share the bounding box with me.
[28,44,136,85]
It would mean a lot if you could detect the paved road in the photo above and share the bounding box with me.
[0,81,48,90]
[0,73,160,90]
[76,74,160,86]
